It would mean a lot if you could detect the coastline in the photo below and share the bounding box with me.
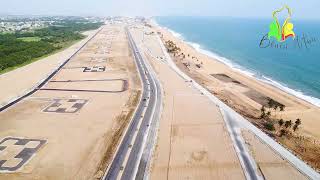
[151,20,320,170]
[163,26,320,108]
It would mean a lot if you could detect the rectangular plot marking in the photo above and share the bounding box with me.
[0,137,46,172]
[43,99,88,113]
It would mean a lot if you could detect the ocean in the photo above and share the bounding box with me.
[154,16,320,107]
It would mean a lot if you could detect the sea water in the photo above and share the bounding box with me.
[155,16,320,107]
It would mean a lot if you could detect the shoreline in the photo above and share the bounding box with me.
[162,26,320,108]
[151,21,320,170]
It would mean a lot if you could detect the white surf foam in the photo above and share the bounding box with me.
[157,23,320,107]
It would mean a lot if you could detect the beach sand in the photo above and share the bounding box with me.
[130,24,307,179]
[152,23,320,171]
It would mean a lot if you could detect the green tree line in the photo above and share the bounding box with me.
[0,21,103,72]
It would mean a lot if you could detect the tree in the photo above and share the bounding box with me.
[280,129,287,137]
[267,98,274,109]
[295,118,301,126]
[266,111,271,119]
[260,105,266,118]
[273,104,279,118]
[284,120,292,129]
[264,122,275,131]
[278,119,284,127]
[293,118,302,132]
[279,104,285,118]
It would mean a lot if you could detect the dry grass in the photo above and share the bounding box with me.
[168,49,320,173]
[95,90,141,178]
[278,134,320,171]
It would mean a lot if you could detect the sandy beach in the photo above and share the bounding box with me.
[129,23,308,179]
[150,22,320,171]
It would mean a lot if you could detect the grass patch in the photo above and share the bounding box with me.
[0,20,103,74]
[264,121,275,131]
[17,36,41,42]
[0,38,82,75]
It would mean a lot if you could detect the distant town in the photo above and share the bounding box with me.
[0,15,105,33]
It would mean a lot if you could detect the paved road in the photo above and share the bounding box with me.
[0,28,103,112]
[155,33,320,180]
[102,27,162,180]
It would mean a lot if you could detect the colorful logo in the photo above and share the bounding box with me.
[268,5,295,42]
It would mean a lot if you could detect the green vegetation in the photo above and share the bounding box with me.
[260,98,303,137]
[17,36,41,42]
[0,20,103,74]
[264,121,275,131]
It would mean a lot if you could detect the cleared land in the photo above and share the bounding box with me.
[132,23,307,179]
[17,37,41,42]
[154,23,320,171]
[242,130,306,180]
[130,28,245,179]
[0,29,98,107]
[0,25,141,179]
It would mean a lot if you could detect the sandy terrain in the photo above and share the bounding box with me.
[0,29,98,107]
[130,28,245,179]
[242,130,306,180]
[0,25,141,179]
[155,25,320,139]
[131,23,308,179]
[150,23,320,170]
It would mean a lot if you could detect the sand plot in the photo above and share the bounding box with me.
[0,25,140,179]
[168,94,244,179]
[211,74,286,107]
[129,27,245,179]
[211,74,242,85]
[42,99,88,113]
[0,137,46,172]
[242,131,307,179]
[89,57,108,63]
[169,126,244,179]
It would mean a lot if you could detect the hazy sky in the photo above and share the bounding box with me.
[1,0,319,19]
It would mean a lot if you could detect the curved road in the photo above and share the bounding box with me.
[102,27,162,180]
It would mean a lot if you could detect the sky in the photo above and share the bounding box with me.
[1,0,320,19]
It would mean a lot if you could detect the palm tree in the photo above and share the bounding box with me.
[267,98,273,109]
[293,118,301,132]
[279,104,285,119]
[267,99,274,117]
[280,129,287,137]
[266,111,271,119]
[278,119,284,127]
[260,106,266,118]
[284,120,292,129]
[273,104,279,118]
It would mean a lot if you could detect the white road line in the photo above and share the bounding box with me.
[155,32,320,180]
[128,29,159,180]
